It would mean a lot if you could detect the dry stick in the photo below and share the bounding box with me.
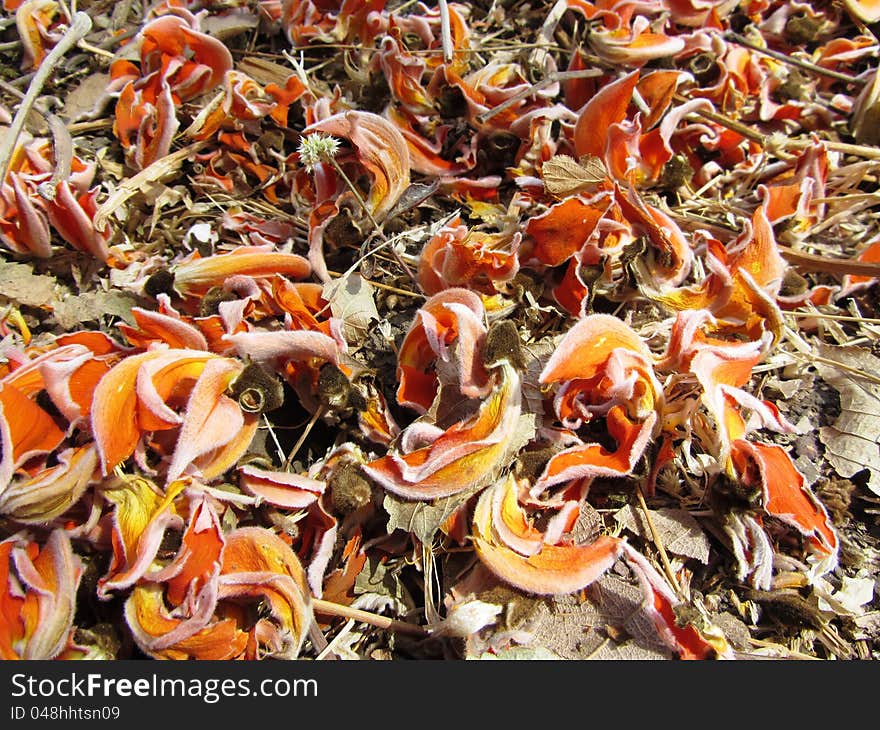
[672,93,768,146]
[724,32,866,86]
[0,11,92,185]
[327,157,418,284]
[283,405,325,470]
[77,40,116,60]
[67,119,115,134]
[0,78,25,100]
[777,245,880,278]
[785,311,880,325]
[326,269,425,298]
[436,0,454,64]
[476,68,604,124]
[635,485,684,599]
[312,598,428,637]
[809,354,880,386]
[37,114,74,201]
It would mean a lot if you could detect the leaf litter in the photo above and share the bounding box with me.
[1,0,880,662]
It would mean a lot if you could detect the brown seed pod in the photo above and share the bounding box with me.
[227,362,285,414]
[199,286,239,317]
[143,269,176,299]
[483,319,526,370]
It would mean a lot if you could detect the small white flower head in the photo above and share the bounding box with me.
[298,132,341,172]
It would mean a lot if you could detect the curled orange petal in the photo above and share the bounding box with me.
[473,479,625,595]
[238,464,326,509]
[536,406,656,489]
[218,527,313,660]
[397,288,489,413]
[524,195,610,267]
[173,246,311,297]
[125,583,247,660]
[304,110,411,220]
[573,70,640,159]
[99,477,186,596]
[0,529,82,659]
[166,358,248,483]
[364,361,523,500]
[0,381,65,487]
[731,440,839,571]
[0,445,97,523]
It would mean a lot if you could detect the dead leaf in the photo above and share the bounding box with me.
[323,272,380,345]
[353,554,414,613]
[614,505,711,564]
[590,573,676,657]
[524,581,672,659]
[60,72,112,122]
[202,13,259,40]
[53,290,139,329]
[541,154,607,197]
[815,344,880,495]
[473,646,564,659]
[0,261,61,308]
[383,483,482,545]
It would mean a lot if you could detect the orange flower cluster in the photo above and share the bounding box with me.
[3,0,878,660]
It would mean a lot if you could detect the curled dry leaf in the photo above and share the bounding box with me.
[816,344,880,496]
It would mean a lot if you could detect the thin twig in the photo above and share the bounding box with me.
[476,68,603,123]
[635,484,684,599]
[436,0,454,63]
[37,114,74,201]
[724,32,866,86]
[283,405,325,470]
[672,93,768,146]
[77,40,116,59]
[0,11,92,185]
[778,245,880,277]
[785,311,880,325]
[328,157,418,283]
[327,269,425,298]
[312,598,427,637]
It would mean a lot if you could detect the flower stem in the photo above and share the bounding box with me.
[0,12,92,185]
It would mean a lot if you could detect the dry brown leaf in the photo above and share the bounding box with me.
[60,72,112,122]
[614,505,711,564]
[0,261,61,308]
[815,344,880,495]
[541,154,607,197]
[53,290,139,329]
[518,574,674,659]
[323,272,380,345]
[591,573,677,657]
[383,485,482,545]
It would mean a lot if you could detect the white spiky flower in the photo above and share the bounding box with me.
[297,132,341,172]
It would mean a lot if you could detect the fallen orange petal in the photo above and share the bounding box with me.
[218,526,313,659]
[525,195,610,267]
[0,530,82,659]
[473,482,625,595]
[365,361,522,499]
[536,406,656,488]
[573,70,640,159]
[0,381,65,486]
[731,440,839,569]
[173,246,311,297]
[0,445,97,523]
